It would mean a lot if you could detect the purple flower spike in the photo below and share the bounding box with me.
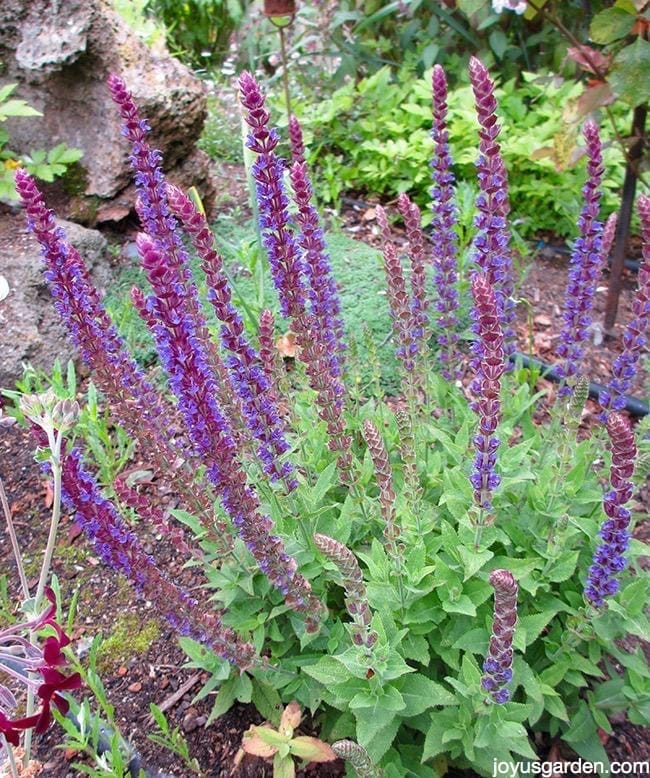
[108,73,242,431]
[397,193,429,362]
[166,183,297,491]
[60,446,256,669]
[470,273,506,512]
[239,71,352,482]
[289,114,306,166]
[599,196,649,416]
[290,161,346,364]
[482,569,518,704]
[13,169,218,515]
[239,71,307,321]
[431,65,462,380]
[135,233,320,624]
[468,57,516,359]
[555,120,605,394]
[584,413,637,608]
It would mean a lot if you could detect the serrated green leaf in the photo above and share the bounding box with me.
[452,627,489,654]
[546,550,580,582]
[302,656,351,686]
[252,680,283,726]
[398,673,458,716]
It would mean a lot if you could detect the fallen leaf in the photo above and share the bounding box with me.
[127,681,142,693]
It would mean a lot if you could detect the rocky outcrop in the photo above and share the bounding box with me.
[0,213,111,387]
[0,0,216,221]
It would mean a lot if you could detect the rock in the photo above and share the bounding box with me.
[0,0,216,219]
[0,211,110,388]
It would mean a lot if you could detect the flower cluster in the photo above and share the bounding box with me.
[0,588,81,748]
[290,146,346,364]
[584,413,637,608]
[599,196,649,416]
[431,65,461,380]
[240,72,352,480]
[166,182,296,489]
[469,57,516,361]
[313,534,376,650]
[555,120,605,392]
[481,569,518,704]
[239,71,307,321]
[14,168,215,538]
[60,446,257,667]
[469,273,506,512]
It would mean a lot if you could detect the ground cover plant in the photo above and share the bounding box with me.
[2,55,649,778]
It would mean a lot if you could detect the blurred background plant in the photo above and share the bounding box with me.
[0,84,83,201]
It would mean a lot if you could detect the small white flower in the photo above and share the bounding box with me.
[492,0,527,14]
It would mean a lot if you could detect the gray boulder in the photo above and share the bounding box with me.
[0,213,110,388]
[0,0,216,220]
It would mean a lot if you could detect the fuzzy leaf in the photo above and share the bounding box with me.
[398,673,457,716]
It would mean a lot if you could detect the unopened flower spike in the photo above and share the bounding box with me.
[313,534,376,650]
[481,569,518,704]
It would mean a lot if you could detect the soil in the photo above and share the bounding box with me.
[1,163,648,777]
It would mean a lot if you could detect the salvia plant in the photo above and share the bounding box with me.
[4,55,649,777]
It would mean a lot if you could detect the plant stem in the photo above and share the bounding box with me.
[3,736,19,778]
[0,476,30,600]
[24,428,63,767]
[279,25,292,124]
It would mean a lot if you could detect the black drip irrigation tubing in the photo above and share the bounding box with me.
[511,352,649,417]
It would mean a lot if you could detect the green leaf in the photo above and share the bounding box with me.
[302,656,351,686]
[452,628,489,654]
[308,460,337,506]
[544,693,569,722]
[609,38,650,107]
[441,594,476,617]
[518,609,559,647]
[489,28,508,59]
[546,550,580,582]
[590,7,635,44]
[0,98,42,120]
[398,673,458,716]
[252,680,283,726]
[457,545,493,581]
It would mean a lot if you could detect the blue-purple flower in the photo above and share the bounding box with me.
[584,413,637,608]
[555,120,605,393]
[431,65,462,380]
